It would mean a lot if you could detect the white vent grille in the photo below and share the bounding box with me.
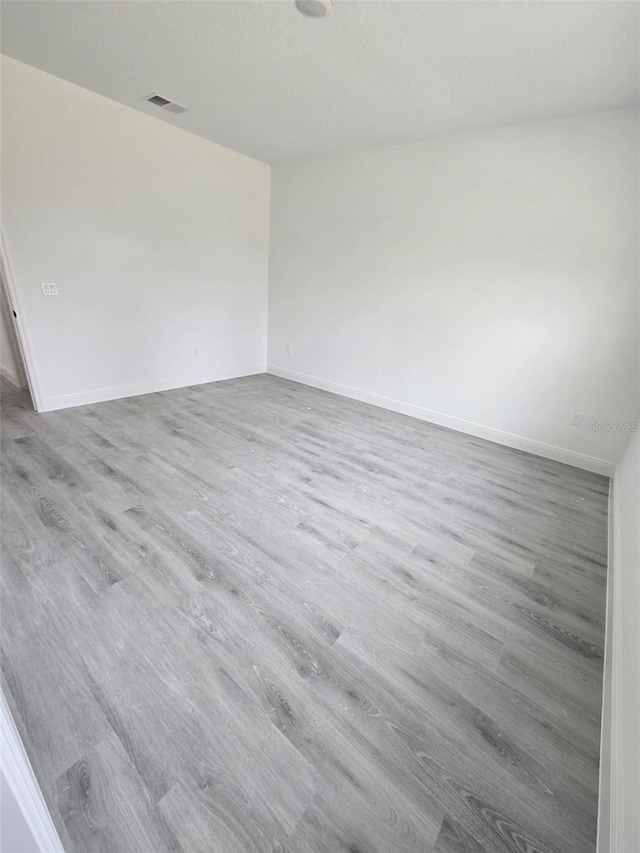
[144,93,187,115]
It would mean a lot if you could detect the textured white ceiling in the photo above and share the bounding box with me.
[1,1,638,163]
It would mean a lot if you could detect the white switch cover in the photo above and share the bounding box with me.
[41,282,58,296]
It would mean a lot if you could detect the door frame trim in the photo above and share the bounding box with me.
[0,225,45,412]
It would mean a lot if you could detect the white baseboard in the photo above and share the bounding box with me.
[0,362,19,387]
[597,487,616,853]
[603,463,628,853]
[39,364,266,412]
[1,689,65,853]
[267,364,615,477]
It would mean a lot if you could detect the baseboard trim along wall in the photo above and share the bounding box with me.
[596,487,616,853]
[1,689,65,853]
[0,363,19,387]
[39,364,266,412]
[608,477,624,853]
[268,365,616,477]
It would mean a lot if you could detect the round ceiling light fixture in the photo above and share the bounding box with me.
[295,0,332,18]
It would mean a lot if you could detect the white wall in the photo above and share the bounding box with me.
[608,430,640,852]
[268,109,639,468]
[1,56,271,411]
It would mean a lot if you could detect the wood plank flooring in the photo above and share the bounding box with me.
[0,373,608,853]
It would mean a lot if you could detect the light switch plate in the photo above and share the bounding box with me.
[41,282,58,296]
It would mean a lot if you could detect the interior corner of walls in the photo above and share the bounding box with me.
[267,365,616,477]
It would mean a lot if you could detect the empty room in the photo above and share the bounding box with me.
[0,2,638,852]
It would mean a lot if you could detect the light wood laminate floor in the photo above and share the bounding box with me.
[0,374,608,853]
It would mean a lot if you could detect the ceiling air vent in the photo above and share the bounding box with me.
[144,93,187,115]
